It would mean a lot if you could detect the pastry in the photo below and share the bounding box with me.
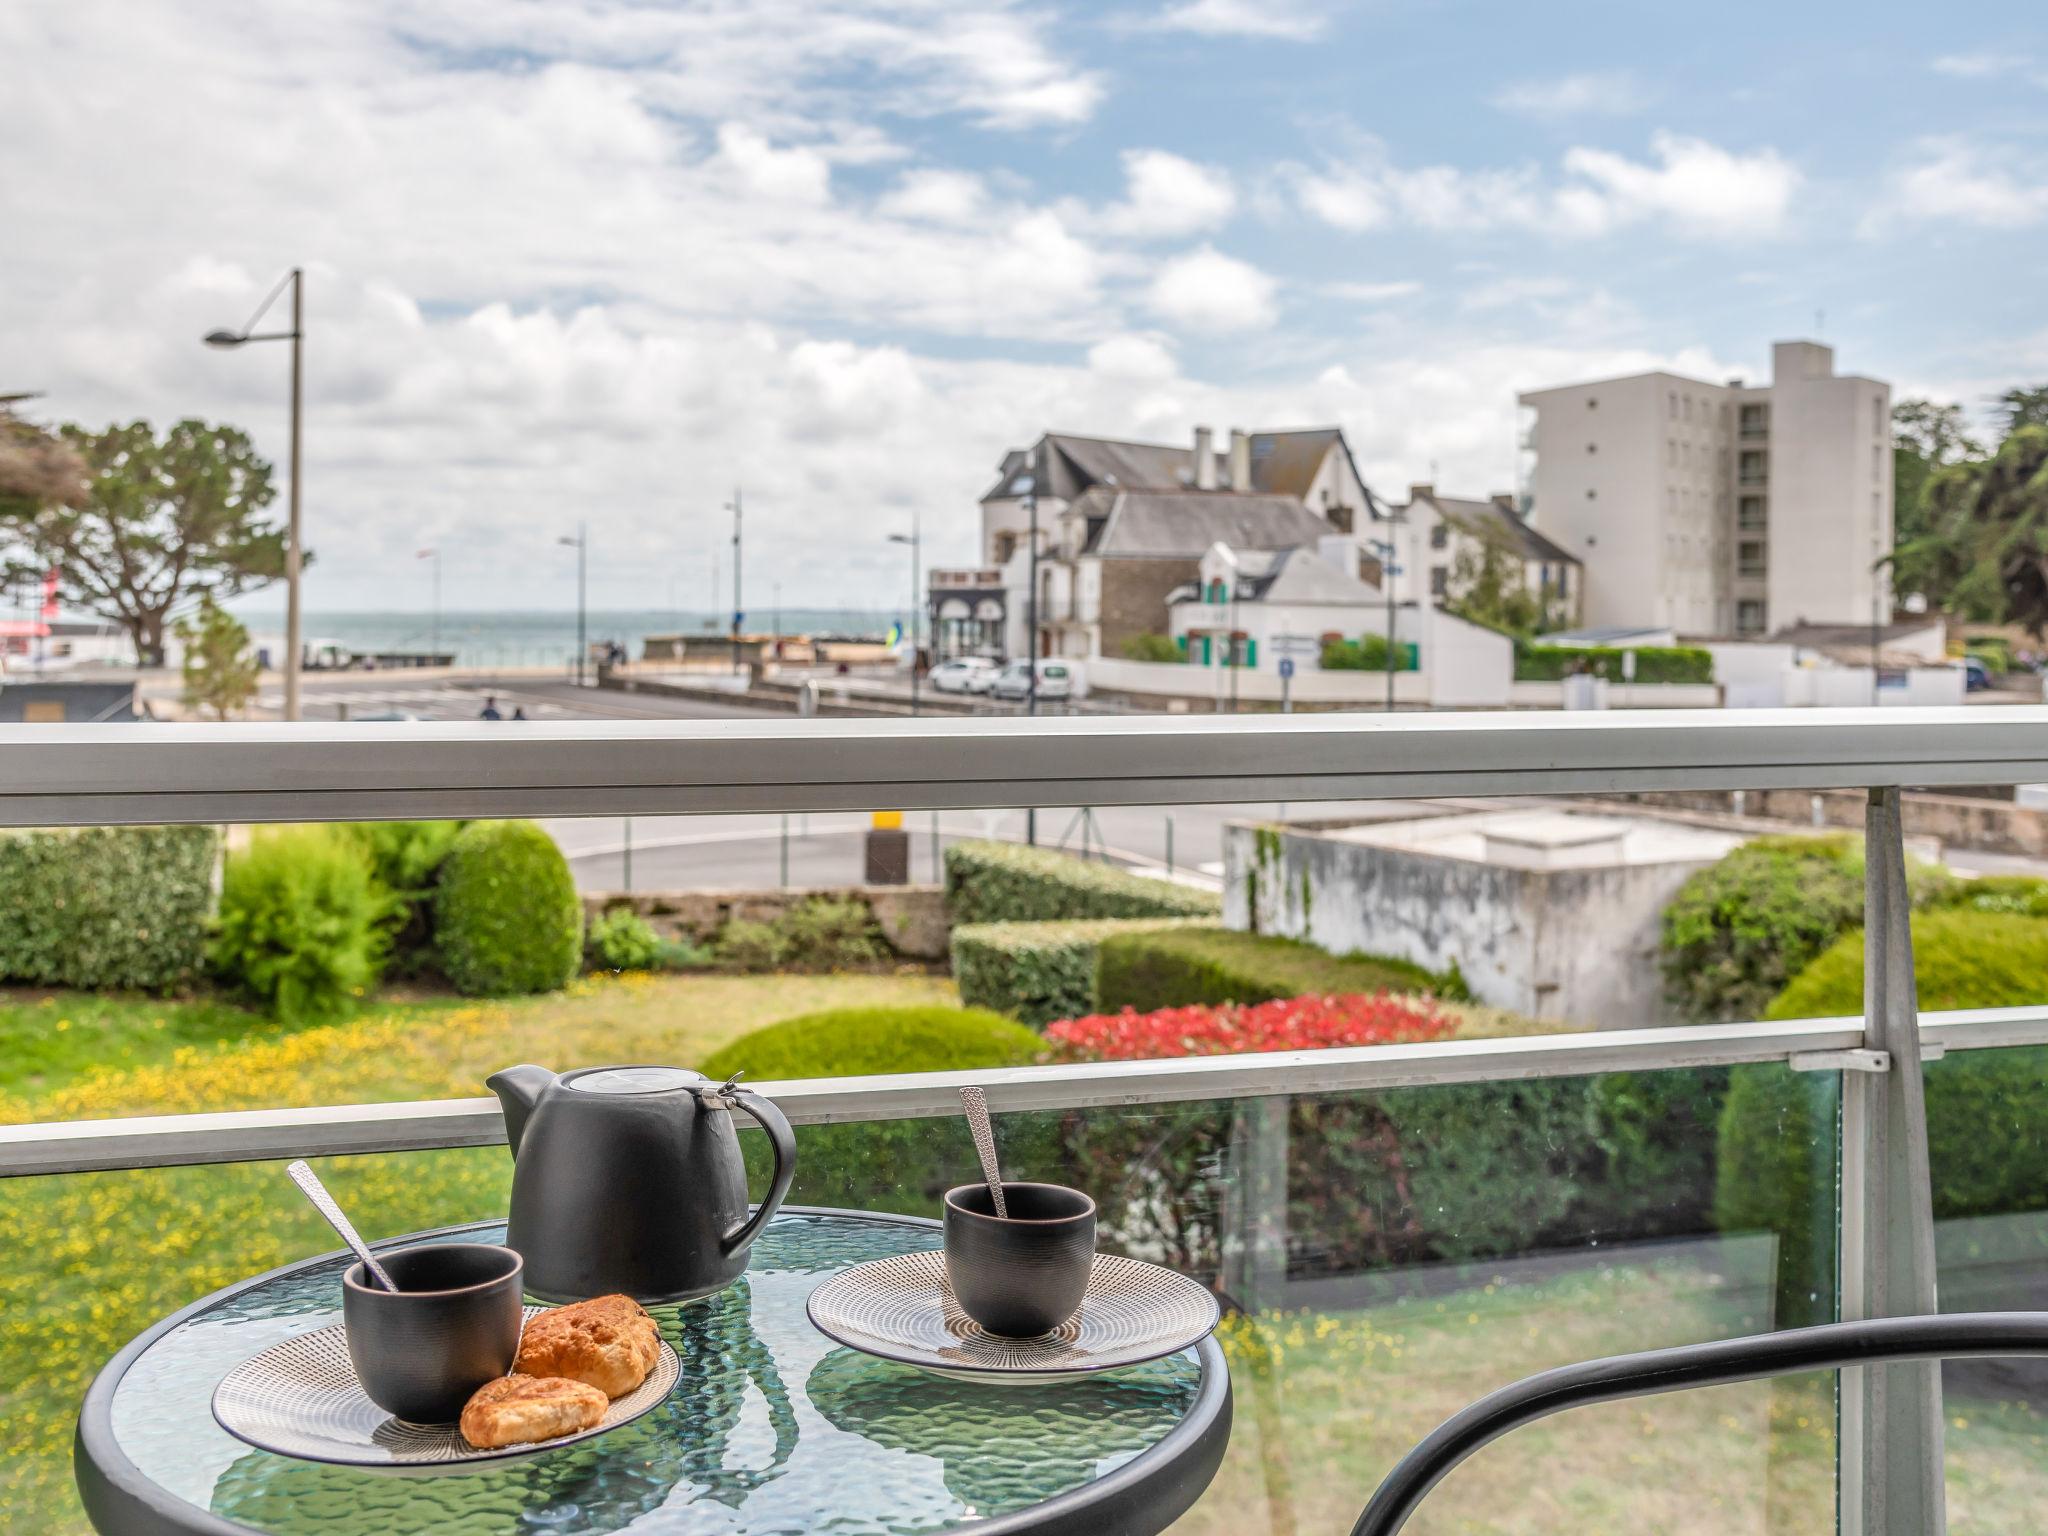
[458,1373,606,1448]
[514,1293,661,1399]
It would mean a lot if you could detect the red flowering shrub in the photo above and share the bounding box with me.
[1045,991,1455,1062]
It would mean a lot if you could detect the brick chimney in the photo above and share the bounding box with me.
[1193,426,1216,490]
[1228,429,1252,492]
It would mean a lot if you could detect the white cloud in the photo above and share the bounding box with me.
[1143,247,1278,332]
[713,124,833,204]
[1326,280,1423,303]
[1491,71,1650,118]
[1089,149,1236,238]
[1088,334,1179,380]
[1866,139,2048,232]
[1151,0,1331,41]
[878,168,990,225]
[1460,276,1573,312]
[1291,132,1799,241]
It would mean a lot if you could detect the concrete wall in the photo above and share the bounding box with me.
[1765,341,1891,632]
[1420,607,1514,706]
[1224,821,1719,1028]
[585,886,949,960]
[1612,787,2048,859]
[1507,680,1722,709]
[1088,655,1432,708]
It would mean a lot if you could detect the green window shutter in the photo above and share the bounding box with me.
[1244,639,1257,668]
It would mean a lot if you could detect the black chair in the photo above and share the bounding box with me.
[1351,1312,2048,1536]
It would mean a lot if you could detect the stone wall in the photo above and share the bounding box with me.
[1099,558,1198,658]
[584,885,949,961]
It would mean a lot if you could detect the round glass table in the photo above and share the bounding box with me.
[77,1208,1232,1536]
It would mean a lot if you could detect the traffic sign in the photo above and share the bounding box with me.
[1278,657,1296,680]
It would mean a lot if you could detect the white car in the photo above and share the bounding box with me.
[928,657,999,694]
[991,659,1078,702]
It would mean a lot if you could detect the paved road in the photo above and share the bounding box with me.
[248,673,782,722]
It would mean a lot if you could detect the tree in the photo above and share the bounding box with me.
[1889,399,1985,607]
[0,407,86,513]
[174,595,261,720]
[1926,425,2048,633]
[1995,385,2048,437]
[0,419,288,666]
[1443,522,1563,638]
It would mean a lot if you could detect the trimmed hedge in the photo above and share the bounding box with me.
[1095,927,1466,1014]
[1321,635,1416,672]
[1719,909,2048,1324]
[0,825,217,991]
[209,827,388,1022]
[944,841,1221,925]
[434,821,583,997]
[952,918,1218,1027]
[1514,644,1714,684]
[706,1006,1049,1218]
[335,821,464,979]
[1766,908,2048,1018]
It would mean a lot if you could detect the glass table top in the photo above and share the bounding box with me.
[103,1211,1205,1535]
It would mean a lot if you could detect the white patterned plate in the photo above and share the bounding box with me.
[806,1250,1219,1384]
[211,1306,679,1472]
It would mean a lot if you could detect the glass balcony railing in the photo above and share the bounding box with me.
[2,711,2047,1534]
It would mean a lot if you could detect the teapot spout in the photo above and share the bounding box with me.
[487,1064,555,1156]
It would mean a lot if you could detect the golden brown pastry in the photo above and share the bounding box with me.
[459,1374,606,1448]
[514,1294,661,1399]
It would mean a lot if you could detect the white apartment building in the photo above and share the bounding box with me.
[1519,340,1892,637]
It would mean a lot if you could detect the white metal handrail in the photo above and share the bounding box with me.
[3,707,2048,825]
[4,1008,2042,1179]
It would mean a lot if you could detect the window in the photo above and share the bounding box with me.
[1430,566,1448,597]
[1737,540,1766,578]
[1738,495,1766,531]
[993,531,1017,563]
[1682,396,1693,421]
[1585,488,1597,500]
[1430,523,1449,550]
[1737,599,1766,634]
[1586,442,1597,455]
[1669,390,1678,418]
[1586,396,1598,409]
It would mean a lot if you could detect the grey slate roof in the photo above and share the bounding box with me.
[1242,545,1383,604]
[982,428,1370,507]
[1088,490,1337,559]
[1427,493,1579,565]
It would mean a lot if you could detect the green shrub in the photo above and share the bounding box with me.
[944,841,1221,925]
[1924,872,2048,919]
[433,821,582,997]
[1513,644,1714,684]
[1120,633,1183,663]
[335,821,464,977]
[654,935,716,971]
[1320,634,1415,672]
[0,825,217,991]
[586,907,662,972]
[706,1006,1049,1218]
[1659,835,1865,1023]
[952,918,1218,1026]
[1765,909,2048,1018]
[1095,927,1465,1013]
[209,827,389,1022]
[714,898,889,973]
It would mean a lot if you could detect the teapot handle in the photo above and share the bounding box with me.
[720,1090,798,1259]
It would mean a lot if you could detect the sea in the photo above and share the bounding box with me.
[223,608,909,669]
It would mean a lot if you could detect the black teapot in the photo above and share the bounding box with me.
[487,1064,797,1304]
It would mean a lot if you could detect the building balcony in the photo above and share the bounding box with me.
[2,713,2044,1536]
[927,567,1005,592]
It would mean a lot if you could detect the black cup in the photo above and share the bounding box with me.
[943,1182,1097,1338]
[342,1242,524,1423]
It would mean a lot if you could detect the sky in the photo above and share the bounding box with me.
[5,0,2047,611]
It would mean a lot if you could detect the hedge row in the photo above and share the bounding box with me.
[1095,926,1467,1014]
[1514,644,1714,684]
[952,918,1217,1026]
[0,826,218,991]
[1321,635,1416,672]
[944,841,1221,925]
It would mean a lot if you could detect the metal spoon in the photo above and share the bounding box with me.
[286,1160,398,1291]
[958,1086,1008,1219]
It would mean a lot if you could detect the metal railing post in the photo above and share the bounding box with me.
[1843,786,1946,1535]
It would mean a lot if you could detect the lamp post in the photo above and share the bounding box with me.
[1022,445,1041,845]
[558,525,586,684]
[725,488,743,675]
[417,547,441,665]
[204,267,304,720]
[889,509,921,716]
[1367,533,1403,713]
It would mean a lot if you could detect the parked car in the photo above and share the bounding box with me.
[1963,656,1992,693]
[992,659,1081,701]
[929,657,999,694]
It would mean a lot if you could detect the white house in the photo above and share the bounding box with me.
[1394,484,1582,625]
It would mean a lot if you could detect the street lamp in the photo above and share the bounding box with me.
[204,267,304,720]
[417,547,441,665]
[558,525,586,684]
[725,489,743,675]
[889,510,921,716]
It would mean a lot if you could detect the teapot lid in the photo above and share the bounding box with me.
[562,1066,708,1096]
